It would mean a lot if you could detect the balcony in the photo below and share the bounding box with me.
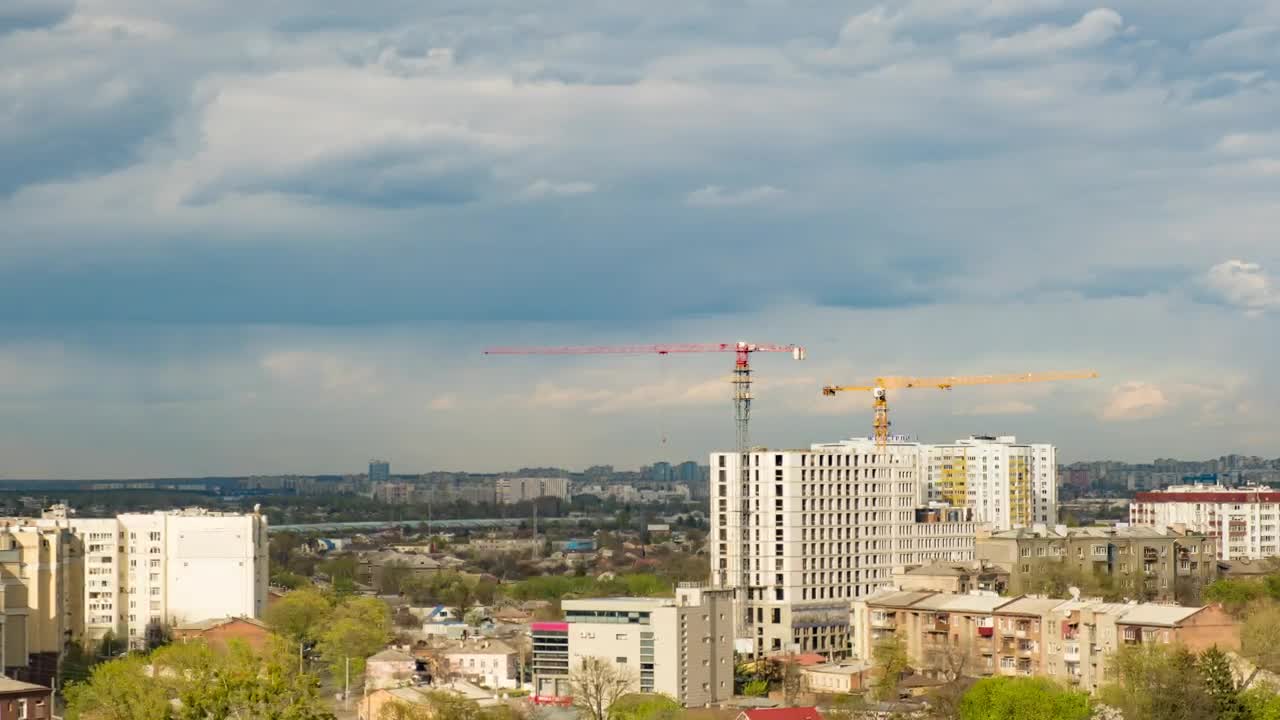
[1064,648,1081,662]
[870,614,896,629]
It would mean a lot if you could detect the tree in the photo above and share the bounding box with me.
[154,639,334,720]
[925,640,974,720]
[610,693,681,720]
[872,636,909,702]
[1199,645,1248,720]
[1241,603,1280,689]
[272,571,308,590]
[1100,644,1214,720]
[958,677,1090,720]
[781,656,803,707]
[316,596,393,678]
[569,657,637,720]
[1204,579,1267,617]
[379,691,517,720]
[265,588,332,646]
[65,655,171,720]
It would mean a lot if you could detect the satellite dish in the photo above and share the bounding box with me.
[1068,586,1081,601]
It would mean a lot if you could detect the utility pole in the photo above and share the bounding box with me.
[298,641,304,674]
[345,657,351,709]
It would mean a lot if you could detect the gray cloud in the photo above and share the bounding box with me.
[2,0,1280,473]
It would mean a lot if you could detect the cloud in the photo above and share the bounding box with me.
[429,394,458,410]
[961,8,1124,60]
[260,351,383,395]
[520,179,597,199]
[1202,260,1280,316]
[524,377,729,415]
[955,400,1037,416]
[1101,382,1170,421]
[685,185,785,208]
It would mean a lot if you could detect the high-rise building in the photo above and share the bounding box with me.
[0,522,79,684]
[532,585,734,707]
[28,506,268,648]
[369,460,391,483]
[496,477,570,504]
[709,439,980,657]
[923,436,1057,529]
[1130,485,1280,560]
[649,462,674,483]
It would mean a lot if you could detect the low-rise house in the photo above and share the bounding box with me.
[438,638,519,689]
[173,617,271,652]
[359,680,501,720]
[357,551,445,589]
[735,708,824,720]
[801,661,870,694]
[366,649,417,691]
[0,678,52,720]
[853,589,1241,693]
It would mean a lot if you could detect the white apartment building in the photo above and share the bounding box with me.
[496,477,570,504]
[923,436,1057,529]
[534,586,735,707]
[709,439,980,658]
[1130,485,1280,560]
[33,506,268,647]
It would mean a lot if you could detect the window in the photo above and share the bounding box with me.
[150,559,160,568]
[149,532,161,541]
[616,657,627,665]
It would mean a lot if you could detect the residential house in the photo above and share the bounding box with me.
[366,649,417,691]
[173,617,271,652]
[735,708,824,720]
[976,525,1217,601]
[439,638,519,689]
[0,678,52,720]
[891,562,1008,595]
[801,661,870,694]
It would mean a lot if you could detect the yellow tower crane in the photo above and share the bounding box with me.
[821,370,1099,444]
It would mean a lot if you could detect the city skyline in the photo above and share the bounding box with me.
[3,1,1280,476]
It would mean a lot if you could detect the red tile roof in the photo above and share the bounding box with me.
[739,708,824,720]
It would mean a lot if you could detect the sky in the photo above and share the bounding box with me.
[2,0,1280,478]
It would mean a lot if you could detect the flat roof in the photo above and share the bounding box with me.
[863,591,936,609]
[562,597,674,612]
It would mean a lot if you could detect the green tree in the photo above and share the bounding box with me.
[609,693,682,720]
[872,636,909,702]
[1204,579,1267,617]
[316,596,392,677]
[65,655,171,720]
[1100,644,1214,720]
[265,588,332,647]
[272,571,308,590]
[1243,686,1280,720]
[958,677,1089,720]
[1241,603,1280,689]
[1199,645,1248,720]
[152,639,334,720]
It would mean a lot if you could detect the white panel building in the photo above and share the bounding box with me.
[1130,485,1280,560]
[496,477,570,504]
[709,439,980,658]
[923,436,1058,529]
[34,507,268,647]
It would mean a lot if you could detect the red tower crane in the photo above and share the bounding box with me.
[482,342,806,453]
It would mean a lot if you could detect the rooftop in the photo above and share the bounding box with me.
[562,597,675,612]
[368,648,416,663]
[0,677,49,695]
[996,597,1070,616]
[174,616,268,632]
[986,524,1205,540]
[863,590,938,608]
[739,707,824,720]
[1115,604,1204,627]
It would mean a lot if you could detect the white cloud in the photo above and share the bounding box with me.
[1101,382,1169,421]
[962,8,1124,60]
[524,377,729,415]
[520,179,597,199]
[685,185,785,208]
[955,400,1037,416]
[1203,260,1280,316]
